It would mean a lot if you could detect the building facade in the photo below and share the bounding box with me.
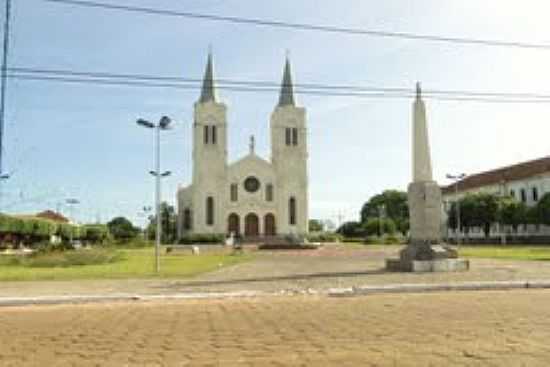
[442,156,550,239]
[176,54,309,238]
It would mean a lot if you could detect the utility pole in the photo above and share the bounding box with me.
[446,173,467,247]
[0,0,12,211]
[137,116,172,274]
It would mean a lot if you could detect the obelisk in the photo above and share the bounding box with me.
[386,83,468,272]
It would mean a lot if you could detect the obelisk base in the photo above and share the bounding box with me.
[386,243,469,272]
[385,181,469,272]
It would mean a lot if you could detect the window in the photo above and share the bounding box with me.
[510,189,515,199]
[520,189,527,203]
[244,176,261,193]
[230,184,238,202]
[285,128,291,146]
[206,197,214,225]
[183,208,192,230]
[292,128,298,146]
[533,187,539,202]
[203,125,209,144]
[266,184,274,202]
[289,197,296,225]
[212,125,217,144]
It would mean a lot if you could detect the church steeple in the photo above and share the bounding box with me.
[199,51,217,103]
[278,56,296,107]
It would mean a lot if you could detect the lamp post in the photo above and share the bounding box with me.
[65,198,80,244]
[141,206,152,242]
[0,173,8,211]
[378,204,386,239]
[446,173,466,247]
[137,116,172,273]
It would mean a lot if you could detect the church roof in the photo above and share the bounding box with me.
[228,152,273,172]
[278,57,296,107]
[441,156,550,194]
[199,52,217,103]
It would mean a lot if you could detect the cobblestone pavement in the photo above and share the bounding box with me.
[3,245,550,297]
[1,290,550,366]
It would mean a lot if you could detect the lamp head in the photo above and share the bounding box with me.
[159,116,172,129]
[137,119,155,129]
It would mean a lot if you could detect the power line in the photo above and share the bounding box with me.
[11,66,550,100]
[9,73,550,104]
[40,0,550,51]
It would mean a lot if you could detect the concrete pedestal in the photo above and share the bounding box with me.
[386,244,470,272]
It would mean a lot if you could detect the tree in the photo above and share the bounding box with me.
[458,193,499,237]
[336,221,364,237]
[308,219,324,232]
[146,202,177,244]
[363,218,396,236]
[360,190,408,224]
[536,193,550,226]
[107,217,139,242]
[497,197,527,233]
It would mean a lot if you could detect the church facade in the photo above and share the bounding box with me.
[176,54,309,238]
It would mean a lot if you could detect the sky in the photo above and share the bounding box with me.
[3,0,550,227]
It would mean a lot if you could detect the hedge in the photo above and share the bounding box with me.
[0,214,109,244]
[178,234,224,244]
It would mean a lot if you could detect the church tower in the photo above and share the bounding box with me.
[270,57,309,235]
[191,52,228,233]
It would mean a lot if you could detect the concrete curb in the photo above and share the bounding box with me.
[328,280,550,297]
[2,281,550,307]
[0,291,267,307]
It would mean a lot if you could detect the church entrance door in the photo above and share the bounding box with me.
[244,213,259,237]
[264,214,276,236]
[227,213,240,235]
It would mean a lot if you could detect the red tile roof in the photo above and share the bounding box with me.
[35,210,69,223]
[442,156,550,195]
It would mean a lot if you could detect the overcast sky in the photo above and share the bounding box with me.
[3,0,550,226]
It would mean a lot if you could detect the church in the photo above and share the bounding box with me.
[176,53,309,239]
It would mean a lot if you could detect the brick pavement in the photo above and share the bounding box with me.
[1,290,550,366]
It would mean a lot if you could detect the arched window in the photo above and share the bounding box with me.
[206,196,214,225]
[230,183,238,202]
[183,208,192,230]
[285,128,291,146]
[533,187,539,202]
[212,125,217,144]
[203,125,209,144]
[266,184,274,202]
[289,197,296,225]
[292,128,298,146]
[520,189,527,203]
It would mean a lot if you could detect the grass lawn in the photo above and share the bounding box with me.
[0,247,252,281]
[459,245,550,261]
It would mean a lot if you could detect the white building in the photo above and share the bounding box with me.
[442,156,550,239]
[176,54,309,239]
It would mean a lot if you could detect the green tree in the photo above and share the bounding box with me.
[107,217,139,242]
[536,193,550,226]
[497,197,527,233]
[308,219,324,232]
[363,218,396,236]
[360,190,408,224]
[336,221,364,237]
[458,193,499,237]
[146,202,177,244]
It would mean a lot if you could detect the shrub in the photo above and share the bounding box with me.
[178,234,224,244]
[383,234,401,245]
[363,218,397,236]
[24,249,123,268]
[307,232,341,243]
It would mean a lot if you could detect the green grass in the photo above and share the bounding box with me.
[0,247,252,281]
[459,245,550,261]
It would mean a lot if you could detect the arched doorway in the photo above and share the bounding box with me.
[264,213,276,236]
[227,213,240,235]
[244,213,259,237]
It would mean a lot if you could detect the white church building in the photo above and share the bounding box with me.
[176,54,309,239]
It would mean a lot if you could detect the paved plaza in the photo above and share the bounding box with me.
[1,290,550,366]
[2,245,550,297]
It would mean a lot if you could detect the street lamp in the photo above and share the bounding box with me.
[137,116,172,273]
[446,173,466,247]
[65,198,80,244]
